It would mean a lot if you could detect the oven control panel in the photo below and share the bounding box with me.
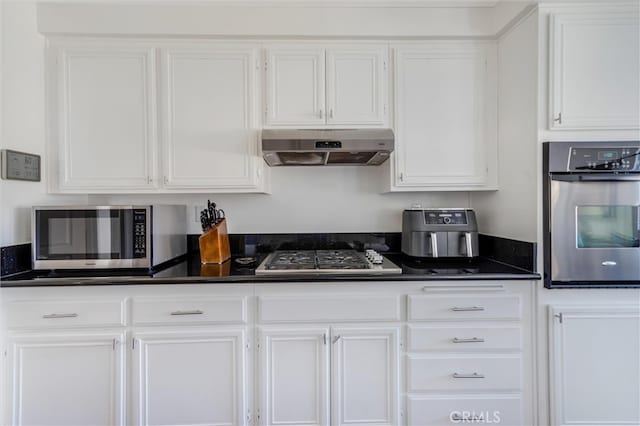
[569,147,640,171]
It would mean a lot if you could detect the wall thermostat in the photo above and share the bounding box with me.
[1,149,41,182]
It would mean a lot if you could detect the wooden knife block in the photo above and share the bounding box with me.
[198,218,231,264]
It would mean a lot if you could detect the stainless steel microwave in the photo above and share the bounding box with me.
[32,205,187,270]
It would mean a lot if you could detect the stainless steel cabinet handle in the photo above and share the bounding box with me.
[329,109,334,119]
[451,306,485,312]
[170,310,204,316]
[451,413,482,421]
[42,313,78,319]
[430,232,439,258]
[452,337,485,343]
[332,335,341,344]
[319,109,324,119]
[453,372,485,379]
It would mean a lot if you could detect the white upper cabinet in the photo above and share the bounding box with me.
[325,48,387,125]
[50,40,158,191]
[392,43,497,190]
[265,47,326,126]
[549,12,640,130]
[48,39,266,193]
[265,45,388,127]
[160,45,262,190]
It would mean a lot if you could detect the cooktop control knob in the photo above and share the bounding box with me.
[365,249,384,265]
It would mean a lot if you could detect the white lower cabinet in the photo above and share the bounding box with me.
[259,328,330,426]
[406,283,532,426]
[549,306,640,426]
[6,331,125,426]
[259,326,400,426]
[408,396,522,426]
[132,329,248,426]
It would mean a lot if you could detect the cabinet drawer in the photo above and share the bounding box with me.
[258,295,400,323]
[408,355,521,392]
[132,297,247,325]
[407,396,522,426]
[408,325,522,352]
[5,299,125,329]
[408,295,521,321]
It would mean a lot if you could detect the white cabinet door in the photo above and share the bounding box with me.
[6,332,125,426]
[265,47,325,126]
[259,327,330,426]
[132,329,248,426]
[50,40,157,191]
[331,327,399,426]
[160,46,262,190]
[549,12,640,130]
[550,306,640,425]
[326,47,387,125]
[393,43,494,189]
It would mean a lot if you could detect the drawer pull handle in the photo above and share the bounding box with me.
[453,372,485,379]
[452,337,485,343]
[170,310,204,316]
[451,306,485,312]
[451,413,483,421]
[42,313,78,319]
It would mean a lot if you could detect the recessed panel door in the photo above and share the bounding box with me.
[132,330,247,426]
[331,327,399,426]
[260,327,330,426]
[7,332,125,426]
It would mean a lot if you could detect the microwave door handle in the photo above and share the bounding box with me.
[430,233,438,258]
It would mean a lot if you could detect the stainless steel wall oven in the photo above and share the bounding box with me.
[543,142,640,288]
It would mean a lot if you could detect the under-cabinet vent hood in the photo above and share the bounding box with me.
[261,129,394,166]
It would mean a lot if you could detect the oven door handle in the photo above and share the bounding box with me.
[551,174,640,182]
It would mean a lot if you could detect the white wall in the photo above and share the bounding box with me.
[0,1,87,247]
[0,1,478,245]
[471,9,538,242]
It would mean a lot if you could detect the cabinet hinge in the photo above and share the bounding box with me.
[383,60,388,70]
[399,339,403,348]
[264,60,268,71]
[554,112,563,125]
[555,312,563,324]
[383,104,388,115]
[256,408,261,422]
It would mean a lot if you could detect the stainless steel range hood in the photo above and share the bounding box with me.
[261,129,394,166]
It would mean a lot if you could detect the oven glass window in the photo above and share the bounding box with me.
[577,206,639,248]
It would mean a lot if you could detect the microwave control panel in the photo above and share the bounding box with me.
[424,210,468,225]
[568,147,640,171]
[133,210,147,258]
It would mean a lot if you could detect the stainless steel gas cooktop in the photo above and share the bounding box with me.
[255,249,401,275]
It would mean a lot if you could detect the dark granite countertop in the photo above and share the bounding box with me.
[0,253,540,287]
